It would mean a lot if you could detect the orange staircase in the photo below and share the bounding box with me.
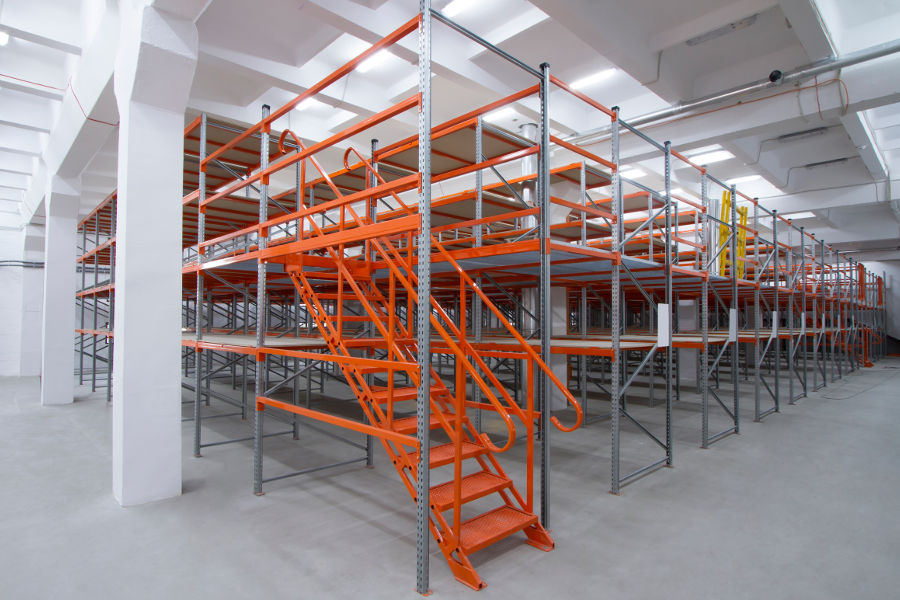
[256,138,581,589]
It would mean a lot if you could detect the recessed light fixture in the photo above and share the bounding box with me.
[689,150,734,165]
[0,32,9,46]
[784,211,816,219]
[484,107,516,123]
[777,127,829,143]
[357,49,391,73]
[726,175,762,185]
[443,0,478,18]
[619,167,646,179]
[804,157,850,169]
[571,68,616,90]
[295,97,323,111]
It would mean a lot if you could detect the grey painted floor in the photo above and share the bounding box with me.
[2,359,899,599]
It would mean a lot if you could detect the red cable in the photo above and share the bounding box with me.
[67,77,119,127]
[814,75,824,120]
[0,71,66,91]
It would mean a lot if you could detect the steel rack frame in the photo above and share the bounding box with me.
[75,192,116,401]
[72,4,889,594]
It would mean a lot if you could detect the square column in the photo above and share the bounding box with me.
[111,3,199,506]
[548,286,568,410]
[523,286,569,410]
[21,225,45,376]
[678,299,699,391]
[40,177,79,405]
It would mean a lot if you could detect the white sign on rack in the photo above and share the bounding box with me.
[800,312,806,336]
[771,310,779,339]
[729,308,738,342]
[658,303,670,348]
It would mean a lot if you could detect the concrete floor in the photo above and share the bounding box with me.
[2,359,899,599]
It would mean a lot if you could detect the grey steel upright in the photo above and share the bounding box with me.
[538,61,552,526]
[253,104,271,496]
[729,185,739,433]
[663,142,674,464]
[416,1,432,593]
[609,107,622,495]
[194,113,207,458]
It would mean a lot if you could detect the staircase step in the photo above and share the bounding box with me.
[370,385,448,403]
[430,472,511,512]
[391,412,454,435]
[406,441,486,468]
[458,506,538,555]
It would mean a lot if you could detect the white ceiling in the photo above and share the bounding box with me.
[1,0,899,260]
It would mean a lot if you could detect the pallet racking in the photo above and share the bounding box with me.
[75,193,116,400]
[74,2,888,592]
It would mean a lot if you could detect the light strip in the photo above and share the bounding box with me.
[443,0,478,18]
[726,175,761,185]
[357,49,391,73]
[571,68,616,90]
[689,150,733,164]
[484,107,515,123]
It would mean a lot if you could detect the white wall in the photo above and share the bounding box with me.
[0,226,45,376]
[20,226,44,375]
[864,261,900,339]
[0,229,25,375]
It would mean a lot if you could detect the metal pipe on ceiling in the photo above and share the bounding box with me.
[568,38,900,145]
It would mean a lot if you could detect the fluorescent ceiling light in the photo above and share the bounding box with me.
[295,97,324,111]
[668,187,685,196]
[726,175,761,185]
[784,211,816,219]
[0,32,9,46]
[357,49,391,73]
[571,68,616,90]
[689,150,734,165]
[443,0,478,17]
[619,167,646,179]
[484,107,516,123]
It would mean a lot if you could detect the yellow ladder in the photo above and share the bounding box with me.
[718,190,748,278]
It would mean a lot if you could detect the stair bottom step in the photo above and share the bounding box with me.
[458,506,538,555]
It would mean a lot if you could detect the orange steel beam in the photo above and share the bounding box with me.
[548,75,616,119]
[549,135,616,171]
[375,85,540,161]
[202,16,419,171]
[257,396,419,448]
[202,95,419,207]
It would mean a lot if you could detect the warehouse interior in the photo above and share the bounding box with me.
[1,0,899,597]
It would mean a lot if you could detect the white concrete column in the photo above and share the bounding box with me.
[40,177,80,405]
[677,299,698,391]
[20,225,45,376]
[523,286,570,410]
[548,286,568,410]
[111,3,199,506]
[0,229,26,376]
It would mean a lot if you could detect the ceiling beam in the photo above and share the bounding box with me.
[0,24,81,55]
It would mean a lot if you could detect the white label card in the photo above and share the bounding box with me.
[658,303,671,348]
[729,308,738,342]
[800,312,806,336]
[771,310,779,339]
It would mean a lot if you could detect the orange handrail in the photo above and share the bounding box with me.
[278,136,520,453]
[343,144,583,432]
